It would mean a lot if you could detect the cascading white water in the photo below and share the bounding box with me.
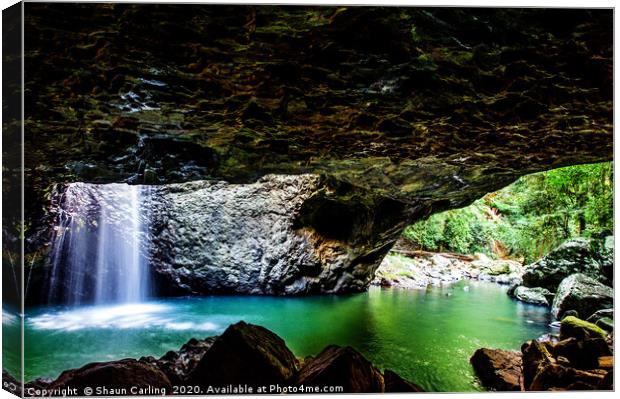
[47,183,150,305]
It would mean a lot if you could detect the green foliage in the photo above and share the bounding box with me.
[403,162,613,262]
[403,203,494,255]
[410,25,421,42]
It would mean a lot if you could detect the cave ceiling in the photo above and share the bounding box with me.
[10,4,613,207]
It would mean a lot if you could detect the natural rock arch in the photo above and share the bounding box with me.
[3,5,612,300]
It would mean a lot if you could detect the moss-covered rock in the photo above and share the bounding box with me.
[595,317,613,332]
[559,316,606,340]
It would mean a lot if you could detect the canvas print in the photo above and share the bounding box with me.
[1,1,614,396]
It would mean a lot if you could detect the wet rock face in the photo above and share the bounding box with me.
[146,174,409,295]
[21,5,612,192]
[24,174,409,300]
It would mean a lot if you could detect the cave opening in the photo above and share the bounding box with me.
[374,161,613,295]
[3,3,613,394]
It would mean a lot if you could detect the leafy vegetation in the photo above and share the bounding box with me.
[403,162,613,263]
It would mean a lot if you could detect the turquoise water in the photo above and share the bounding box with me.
[8,281,551,392]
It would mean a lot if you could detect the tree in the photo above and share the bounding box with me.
[402,162,613,263]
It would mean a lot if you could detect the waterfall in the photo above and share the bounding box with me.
[47,183,150,305]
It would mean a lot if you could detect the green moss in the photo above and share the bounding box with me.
[397,270,414,278]
[560,316,606,340]
[486,263,510,276]
[410,25,421,43]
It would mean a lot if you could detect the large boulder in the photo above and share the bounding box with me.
[186,321,299,387]
[522,238,612,292]
[48,359,172,396]
[551,274,613,320]
[293,345,384,393]
[28,322,426,394]
[37,176,409,302]
[510,286,554,306]
[470,348,522,391]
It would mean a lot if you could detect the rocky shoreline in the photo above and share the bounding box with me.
[6,322,423,397]
[371,242,524,289]
[468,237,614,391]
[373,238,613,324]
[471,315,613,391]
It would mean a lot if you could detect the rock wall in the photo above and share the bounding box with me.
[29,175,413,301]
[147,174,407,295]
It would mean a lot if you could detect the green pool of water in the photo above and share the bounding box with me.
[6,281,551,392]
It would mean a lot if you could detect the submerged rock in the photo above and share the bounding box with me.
[551,274,613,320]
[510,286,554,306]
[470,348,522,391]
[186,321,299,387]
[293,345,384,393]
[522,238,612,292]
